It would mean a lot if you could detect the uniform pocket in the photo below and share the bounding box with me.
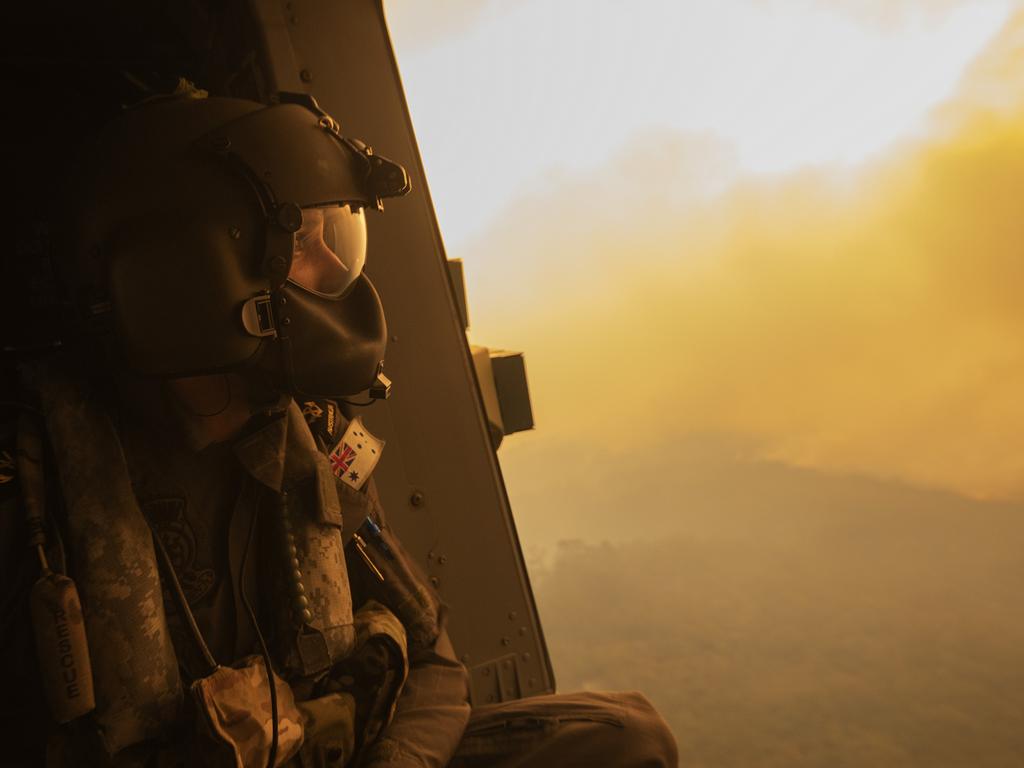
[345,516,442,653]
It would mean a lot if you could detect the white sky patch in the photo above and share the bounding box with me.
[387,0,1012,249]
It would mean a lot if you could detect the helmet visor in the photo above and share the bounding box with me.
[287,204,367,298]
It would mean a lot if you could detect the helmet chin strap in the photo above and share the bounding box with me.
[240,370,292,416]
[162,375,253,450]
[159,371,296,452]
[166,374,234,418]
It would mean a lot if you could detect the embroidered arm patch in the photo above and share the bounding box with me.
[328,417,384,491]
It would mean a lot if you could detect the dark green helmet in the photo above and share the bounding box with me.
[66,91,409,397]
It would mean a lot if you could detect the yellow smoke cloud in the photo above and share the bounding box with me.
[469,10,1024,500]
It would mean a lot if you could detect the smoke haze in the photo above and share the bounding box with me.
[388,3,1024,764]
[468,8,1024,764]
[477,10,1024,507]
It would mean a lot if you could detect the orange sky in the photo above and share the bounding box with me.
[383,10,1024,761]
[386,2,1024,548]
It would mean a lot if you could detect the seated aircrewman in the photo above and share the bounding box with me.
[0,89,677,768]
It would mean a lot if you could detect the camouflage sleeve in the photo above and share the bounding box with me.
[343,480,471,768]
[357,627,471,768]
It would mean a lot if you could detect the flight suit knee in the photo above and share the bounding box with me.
[615,690,679,768]
[452,690,678,768]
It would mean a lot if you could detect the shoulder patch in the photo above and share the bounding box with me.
[302,399,340,444]
[327,417,384,492]
[301,400,323,423]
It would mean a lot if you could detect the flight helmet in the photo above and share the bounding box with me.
[66,90,409,398]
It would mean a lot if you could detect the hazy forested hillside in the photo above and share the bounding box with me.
[527,459,1024,767]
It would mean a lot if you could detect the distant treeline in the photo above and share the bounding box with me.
[530,466,1024,767]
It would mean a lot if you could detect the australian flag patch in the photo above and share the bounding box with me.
[328,416,384,491]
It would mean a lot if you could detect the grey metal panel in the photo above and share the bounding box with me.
[252,0,554,699]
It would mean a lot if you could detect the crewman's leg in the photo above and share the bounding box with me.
[448,690,678,768]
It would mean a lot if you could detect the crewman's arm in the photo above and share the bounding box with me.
[345,480,471,768]
[358,624,471,768]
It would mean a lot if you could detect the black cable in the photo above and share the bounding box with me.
[239,490,279,768]
[150,531,218,675]
[164,375,233,418]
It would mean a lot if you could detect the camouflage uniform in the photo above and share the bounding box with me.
[0,369,676,767]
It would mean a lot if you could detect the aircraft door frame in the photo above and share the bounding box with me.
[248,0,555,704]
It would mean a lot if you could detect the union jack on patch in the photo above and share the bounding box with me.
[330,443,357,475]
[327,416,385,490]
